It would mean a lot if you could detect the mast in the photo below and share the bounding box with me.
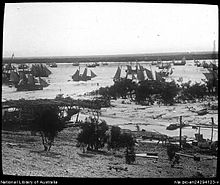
[137,68,145,82]
[212,40,216,65]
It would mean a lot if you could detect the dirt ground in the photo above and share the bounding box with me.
[2,97,218,178]
[2,127,217,178]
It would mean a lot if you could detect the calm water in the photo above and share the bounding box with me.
[2,60,213,101]
[2,60,218,140]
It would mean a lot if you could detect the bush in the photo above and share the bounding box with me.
[107,126,121,150]
[32,107,65,151]
[118,132,136,148]
[92,76,217,105]
[181,82,208,100]
[77,117,109,151]
[107,126,135,150]
[160,81,180,105]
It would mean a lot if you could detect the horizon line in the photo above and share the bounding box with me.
[2,50,217,59]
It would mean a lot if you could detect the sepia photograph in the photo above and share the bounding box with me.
[2,2,218,179]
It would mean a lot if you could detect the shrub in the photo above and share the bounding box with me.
[181,82,208,100]
[32,107,65,151]
[77,117,109,151]
[160,81,180,105]
[107,126,121,150]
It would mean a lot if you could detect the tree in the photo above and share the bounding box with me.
[107,127,136,164]
[32,107,65,151]
[77,116,109,151]
[107,126,121,150]
[160,80,180,105]
[181,82,208,100]
[119,132,136,164]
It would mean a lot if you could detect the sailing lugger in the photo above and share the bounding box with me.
[31,64,52,77]
[113,64,167,82]
[15,73,49,91]
[72,67,97,81]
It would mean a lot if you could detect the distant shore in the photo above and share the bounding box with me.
[2,51,218,64]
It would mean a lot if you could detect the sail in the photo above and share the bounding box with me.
[31,65,37,76]
[137,69,145,81]
[39,77,49,87]
[10,71,20,83]
[126,65,132,74]
[72,69,80,81]
[145,68,153,80]
[81,68,88,81]
[19,71,27,81]
[203,72,213,81]
[43,65,52,76]
[90,70,97,78]
[139,65,144,71]
[150,66,156,80]
[27,74,35,85]
[203,68,217,81]
[18,72,27,85]
[155,71,164,81]
[39,64,44,76]
[113,66,121,81]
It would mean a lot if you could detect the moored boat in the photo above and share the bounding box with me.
[15,73,49,91]
[72,67,97,82]
[49,62,57,67]
[18,63,29,69]
[166,123,188,130]
[102,62,108,66]
[86,62,99,68]
[173,57,186,66]
[72,62,80,66]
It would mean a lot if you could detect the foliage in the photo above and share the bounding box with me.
[135,80,162,103]
[93,76,217,106]
[167,144,179,161]
[107,126,135,149]
[32,107,65,151]
[160,80,180,105]
[125,146,136,164]
[107,126,136,164]
[107,126,121,149]
[135,80,179,105]
[77,117,109,151]
[118,132,136,148]
[180,82,208,100]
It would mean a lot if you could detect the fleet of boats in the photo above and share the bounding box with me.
[2,59,51,91]
[2,50,218,92]
[113,62,173,83]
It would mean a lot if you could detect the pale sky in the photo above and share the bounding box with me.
[3,3,219,58]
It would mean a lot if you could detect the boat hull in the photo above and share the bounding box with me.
[15,84,43,91]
